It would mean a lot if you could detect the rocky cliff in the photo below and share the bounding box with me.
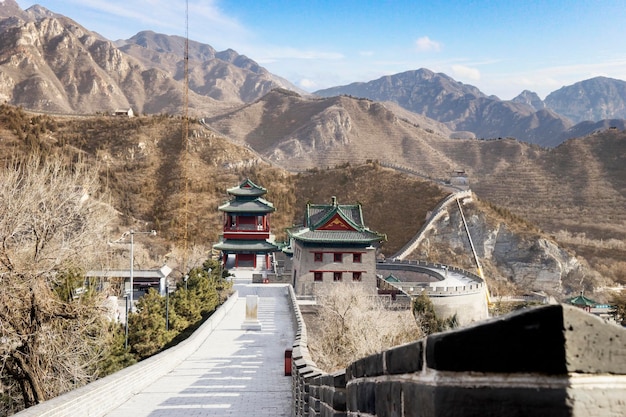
[410,195,581,296]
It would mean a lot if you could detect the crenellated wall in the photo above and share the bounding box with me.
[290,294,626,417]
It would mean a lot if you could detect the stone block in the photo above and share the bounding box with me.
[562,304,626,373]
[426,304,567,373]
[375,381,403,417]
[425,304,626,375]
[347,351,384,379]
[428,385,569,417]
[385,340,423,375]
[351,380,376,414]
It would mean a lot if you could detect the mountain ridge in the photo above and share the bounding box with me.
[2,0,626,148]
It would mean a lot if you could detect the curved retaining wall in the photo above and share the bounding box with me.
[377,259,489,324]
[378,259,484,289]
[14,293,239,417]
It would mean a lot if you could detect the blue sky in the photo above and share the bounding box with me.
[14,0,626,99]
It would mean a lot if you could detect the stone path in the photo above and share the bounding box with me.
[104,284,294,417]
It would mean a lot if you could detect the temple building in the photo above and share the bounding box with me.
[287,196,386,296]
[213,179,278,271]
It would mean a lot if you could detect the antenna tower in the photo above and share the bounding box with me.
[181,0,190,274]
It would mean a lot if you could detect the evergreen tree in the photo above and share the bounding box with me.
[412,291,458,335]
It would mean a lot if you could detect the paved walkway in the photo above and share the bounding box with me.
[104,284,295,417]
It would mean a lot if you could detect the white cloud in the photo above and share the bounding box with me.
[298,79,317,89]
[451,65,481,81]
[415,36,441,52]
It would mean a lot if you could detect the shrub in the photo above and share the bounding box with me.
[309,284,419,372]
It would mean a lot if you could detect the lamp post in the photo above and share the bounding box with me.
[124,294,129,349]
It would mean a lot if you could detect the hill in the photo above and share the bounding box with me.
[2,105,623,300]
[314,68,574,146]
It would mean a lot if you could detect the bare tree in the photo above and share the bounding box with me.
[310,284,420,372]
[0,155,116,412]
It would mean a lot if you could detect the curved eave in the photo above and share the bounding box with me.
[218,199,276,213]
[288,228,385,245]
[213,240,279,252]
[228,188,266,197]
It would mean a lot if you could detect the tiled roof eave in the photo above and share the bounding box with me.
[290,232,383,244]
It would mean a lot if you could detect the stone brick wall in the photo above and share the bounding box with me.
[292,244,378,297]
[290,300,626,417]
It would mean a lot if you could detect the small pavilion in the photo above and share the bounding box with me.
[213,179,278,271]
[567,292,598,312]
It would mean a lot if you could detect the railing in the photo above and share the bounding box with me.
[224,225,268,232]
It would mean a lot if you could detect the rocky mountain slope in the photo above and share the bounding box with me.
[2,102,624,300]
[314,69,575,146]
[203,87,626,247]
[116,30,303,103]
[3,0,626,149]
[0,0,297,115]
[202,89,456,174]
[545,77,626,123]
[411,195,582,297]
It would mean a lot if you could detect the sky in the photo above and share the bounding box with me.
[13,0,626,100]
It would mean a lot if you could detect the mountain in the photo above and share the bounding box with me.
[512,90,546,111]
[116,31,304,103]
[202,88,458,175]
[4,103,624,297]
[200,87,626,253]
[0,1,300,114]
[314,69,574,146]
[545,77,626,123]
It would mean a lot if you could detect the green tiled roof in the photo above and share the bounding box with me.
[288,197,385,244]
[306,199,364,229]
[213,239,278,252]
[288,227,384,244]
[218,197,275,213]
[567,293,597,307]
[384,274,401,283]
[227,178,267,197]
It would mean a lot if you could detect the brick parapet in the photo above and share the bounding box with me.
[13,292,240,417]
[288,286,347,417]
[343,304,626,416]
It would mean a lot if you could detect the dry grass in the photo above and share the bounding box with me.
[305,284,420,373]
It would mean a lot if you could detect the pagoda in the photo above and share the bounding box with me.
[287,196,385,296]
[213,179,278,271]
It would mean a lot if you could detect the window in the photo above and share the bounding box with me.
[314,272,323,282]
[334,252,342,263]
[353,253,362,263]
[333,272,342,281]
[314,252,323,262]
[352,272,362,282]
